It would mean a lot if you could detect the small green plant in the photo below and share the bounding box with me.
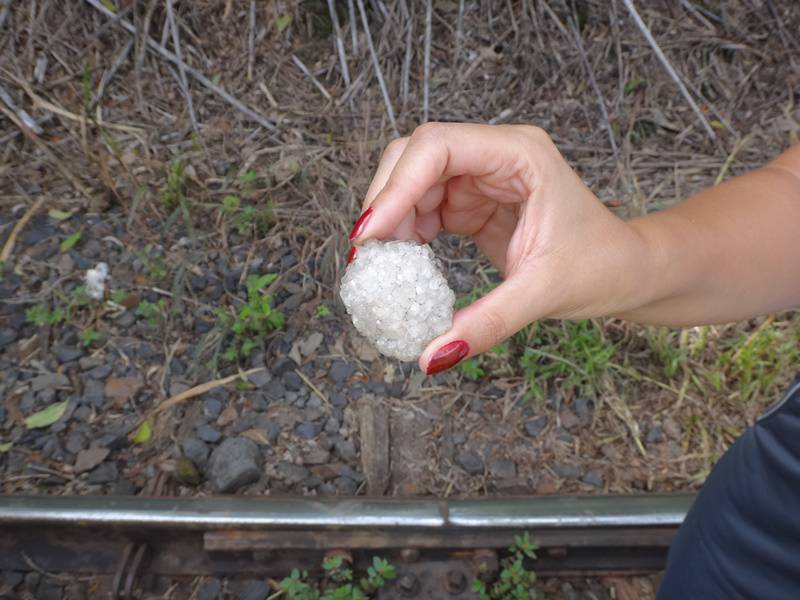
[162,159,185,209]
[25,303,65,327]
[221,273,284,361]
[458,357,485,380]
[473,532,539,600]
[135,299,166,325]
[139,245,168,281]
[520,319,614,400]
[221,194,272,235]
[315,304,331,318]
[78,328,101,347]
[274,555,395,600]
[716,319,800,402]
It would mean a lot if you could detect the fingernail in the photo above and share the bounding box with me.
[347,246,357,264]
[426,340,470,375]
[349,207,373,241]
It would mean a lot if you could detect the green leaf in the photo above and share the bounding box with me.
[100,0,117,12]
[60,230,82,253]
[0,441,12,453]
[276,14,292,33]
[48,209,73,220]
[132,420,152,444]
[25,400,69,429]
[624,78,645,94]
[710,119,724,129]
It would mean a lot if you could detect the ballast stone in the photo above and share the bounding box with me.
[340,240,455,361]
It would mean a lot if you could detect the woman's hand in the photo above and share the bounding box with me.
[349,123,653,374]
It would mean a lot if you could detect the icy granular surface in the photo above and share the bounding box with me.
[340,240,455,361]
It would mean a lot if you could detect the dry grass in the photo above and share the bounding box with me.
[1,0,800,500]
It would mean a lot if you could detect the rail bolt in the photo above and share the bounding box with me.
[446,569,468,594]
[396,573,420,597]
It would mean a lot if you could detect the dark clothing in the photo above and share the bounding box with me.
[658,374,800,599]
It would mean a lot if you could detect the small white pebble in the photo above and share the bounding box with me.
[85,262,109,300]
[339,240,455,361]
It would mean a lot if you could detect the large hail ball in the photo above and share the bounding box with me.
[340,240,455,361]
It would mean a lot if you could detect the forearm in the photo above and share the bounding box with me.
[618,145,800,326]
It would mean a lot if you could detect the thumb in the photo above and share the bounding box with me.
[419,275,537,374]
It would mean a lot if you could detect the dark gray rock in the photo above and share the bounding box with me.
[552,463,581,480]
[282,371,302,391]
[335,439,357,462]
[24,571,40,594]
[295,422,322,440]
[489,459,517,479]
[88,462,119,484]
[262,379,286,402]
[197,577,222,600]
[277,461,310,484]
[53,344,83,363]
[239,580,270,600]
[31,372,69,392]
[87,363,113,380]
[0,328,17,349]
[36,581,62,600]
[72,405,92,422]
[64,431,87,454]
[231,414,256,434]
[196,424,223,443]
[524,416,548,438]
[646,426,664,444]
[203,397,223,420]
[254,415,281,443]
[559,408,580,430]
[208,438,263,493]
[83,379,105,407]
[457,451,484,476]
[334,476,358,495]
[247,370,272,388]
[572,397,593,422]
[183,438,210,468]
[329,361,355,386]
[1,570,24,589]
[582,470,604,488]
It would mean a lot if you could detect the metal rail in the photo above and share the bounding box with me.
[0,493,692,529]
[0,494,694,596]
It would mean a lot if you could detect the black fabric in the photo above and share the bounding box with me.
[658,374,800,599]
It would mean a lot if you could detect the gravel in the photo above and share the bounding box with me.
[208,438,263,493]
[457,450,485,476]
[87,462,119,484]
[489,458,517,479]
[196,424,223,443]
[552,464,582,480]
[582,470,604,488]
[524,416,548,438]
[183,438,211,468]
[294,422,322,440]
[277,461,310,484]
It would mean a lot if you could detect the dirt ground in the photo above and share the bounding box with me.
[1,1,799,598]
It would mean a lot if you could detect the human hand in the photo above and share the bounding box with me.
[349,123,652,374]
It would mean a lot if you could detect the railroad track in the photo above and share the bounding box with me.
[0,494,692,598]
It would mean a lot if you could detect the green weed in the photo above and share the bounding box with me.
[520,320,614,400]
[221,194,272,235]
[162,159,185,209]
[473,532,539,600]
[139,244,168,281]
[135,299,166,325]
[458,357,485,381]
[25,303,64,327]
[78,328,101,347]
[273,555,396,600]
[220,273,284,361]
[315,303,331,319]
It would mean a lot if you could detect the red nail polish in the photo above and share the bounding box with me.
[349,207,373,241]
[426,340,470,375]
[347,246,357,264]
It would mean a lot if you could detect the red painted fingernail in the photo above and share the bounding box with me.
[349,207,373,241]
[347,246,357,264]
[426,340,470,375]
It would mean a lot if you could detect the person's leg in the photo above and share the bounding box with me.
[657,375,800,599]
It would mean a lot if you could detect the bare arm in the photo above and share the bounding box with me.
[623,144,800,326]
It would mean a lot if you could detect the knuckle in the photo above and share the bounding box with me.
[518,124,552,146]
[412,121,446,143]
[382,137,407,161]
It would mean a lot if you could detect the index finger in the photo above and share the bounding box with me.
[350,122,545,242]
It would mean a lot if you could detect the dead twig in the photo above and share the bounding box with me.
[568,17,618,158]
[247,0,256,81]
[327,0,351,88]
[291,54,333,102]
[0,197,45,264]
[165,0,198,130]
[423,0,432,122]
[355,0,399,136]
[84,0,279,135]
[620,0,715,140]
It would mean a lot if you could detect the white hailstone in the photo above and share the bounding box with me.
[340,240,455,361]
[85,262,109,300]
